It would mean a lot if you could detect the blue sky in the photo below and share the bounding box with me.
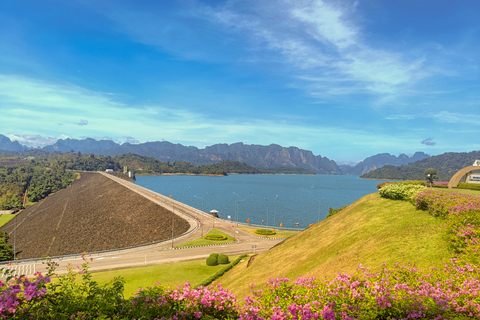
[1,0,479,163]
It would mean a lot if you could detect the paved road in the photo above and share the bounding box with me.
[2,172,283,277]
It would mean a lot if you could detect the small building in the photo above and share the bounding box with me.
[105,169,114,173]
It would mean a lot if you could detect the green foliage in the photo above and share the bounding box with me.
[0,231,13,261]
[378,182,427,203]
[362,150,480,181]
[445,209,480,262]
[218,254,230,265]
[457,182,480,190]
[206,255,219,266]
[254,229,276,235]
[197,254,248,288]
[326,205,347,218]
[204,234,228,241]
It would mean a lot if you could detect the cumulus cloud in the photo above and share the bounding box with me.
[421,137,436,146]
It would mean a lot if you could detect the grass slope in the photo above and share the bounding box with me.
[219,193,452,298]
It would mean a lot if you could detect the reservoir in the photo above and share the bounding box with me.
[135,174,384,230]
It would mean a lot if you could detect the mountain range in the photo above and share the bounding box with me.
[0,134,429,175]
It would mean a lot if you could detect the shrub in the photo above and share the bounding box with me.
[239,260,480,319]
[198,254,248,287]
[218,254,230,264]
[402,180,426,186]
[326,205,346,218]
[445,209,480,262]
[415,189,480,218]
[204,234,228,240]
[378,183,427,203]
[206,255,218,266]
[254,229,276,235]
[457,182,480,190]
[376,181,391,189]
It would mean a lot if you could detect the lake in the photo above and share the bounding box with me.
[135,174,384,230]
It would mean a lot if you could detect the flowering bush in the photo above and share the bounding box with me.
[240,260,480,319]
[379,183,427,203]
[0,271,50,318]
[127,282,239,319]
[415,190,480,218]
[2,255,480,319]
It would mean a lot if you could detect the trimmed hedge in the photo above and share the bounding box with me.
[206,253,219,266]
[218,254,230,264]
[457,182,480,191]
[204,234,228,241]
[197,254,248,288]
[254,229,276,235]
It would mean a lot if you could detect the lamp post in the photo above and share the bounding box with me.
[194,195,204,236]
[171,203,175,248]
[14,212,17,261]
[318,200,321,223]
[273,195,278,230]
[234,199,245,240]
[264,198,269,235]
[182,186,191,203]
[233,192,240,226]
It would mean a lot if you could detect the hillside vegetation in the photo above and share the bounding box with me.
[219,192,452,298]
[361,150,480,180]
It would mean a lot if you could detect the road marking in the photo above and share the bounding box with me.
[1,264,37,278]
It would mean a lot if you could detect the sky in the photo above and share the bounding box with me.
[0,0,479,163]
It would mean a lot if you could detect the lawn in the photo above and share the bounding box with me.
[237,225,300,238]
[0,214,15,228]
[174,228,236,248]
[91,256,242,297]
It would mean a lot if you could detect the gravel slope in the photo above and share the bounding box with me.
[1,172,189,259]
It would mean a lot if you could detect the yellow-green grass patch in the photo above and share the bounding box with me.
[90,257,240,297]
[174,228,235,248]
[0,214,15,228]
[238,225,299,238]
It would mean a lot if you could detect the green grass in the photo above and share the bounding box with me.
[91,258,236,297]
[448,188,480,196]
[238,225,299,238]
[0,214,15,227]
[219,193,453,298]
[174,228,236,248]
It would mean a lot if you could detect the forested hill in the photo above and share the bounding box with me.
[360,150,480,181]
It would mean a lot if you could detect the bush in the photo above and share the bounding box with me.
[326,205,346,218]
[204,234,228,240]
[206,255,218,266]
[378,183,427,203]
[376,181,391,189]
[218,254,230,264]
[457,182,480,190]
[198,254,248,288]
[415,189,480,218]
[254,229,276,235]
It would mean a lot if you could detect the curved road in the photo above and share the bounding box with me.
[2,172,284,277]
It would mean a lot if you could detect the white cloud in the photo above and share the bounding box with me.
[0,73,416,158]
[198,0,427,98]
[433,111,480,124]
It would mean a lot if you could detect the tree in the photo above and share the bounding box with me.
[425,168,438,185]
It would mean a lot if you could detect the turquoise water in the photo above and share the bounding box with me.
[135,174,384,230]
